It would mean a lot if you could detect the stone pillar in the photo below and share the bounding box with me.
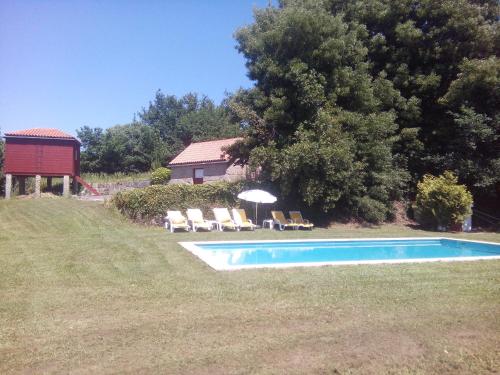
[18,177,26,195]
[5,174,12,199]
[46,177,52,191]
[63,175,70,197]
[35,175,41,198]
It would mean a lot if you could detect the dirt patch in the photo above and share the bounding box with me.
[257,329,426,374]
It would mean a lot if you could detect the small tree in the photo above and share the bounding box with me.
[151,167,171,185]
[415,171,473,230]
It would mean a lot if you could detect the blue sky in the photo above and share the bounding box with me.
[0,0,269,136]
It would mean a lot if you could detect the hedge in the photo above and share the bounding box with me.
[113,181,250,224]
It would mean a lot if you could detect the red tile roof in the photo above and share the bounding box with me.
[5,128,78,141]
[169,137,243,166]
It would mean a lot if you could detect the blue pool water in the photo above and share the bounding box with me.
[183,238,500,270]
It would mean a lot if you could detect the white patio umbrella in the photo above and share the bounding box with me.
[237,189,277,225]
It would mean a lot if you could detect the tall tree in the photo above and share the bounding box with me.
[327,0,499,189]
[77,126,104,173]
[438,57,500,196]
[140,91,241,159]
[139,91,187,158]
[177,99,241,145]
[230,1,409,222]
[79,91,241,173]
[77,123,166,173]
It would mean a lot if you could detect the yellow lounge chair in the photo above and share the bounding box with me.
[165,210,190,233]
[289,211,314,230]
[186,209,213,232]
[213,208,239,231]
[232,208,256,231]
[271,211,298,231]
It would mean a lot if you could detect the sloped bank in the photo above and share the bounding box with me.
[80,179,151,196]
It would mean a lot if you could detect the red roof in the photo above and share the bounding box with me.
[169,137,243,166]
[5,128,78,141]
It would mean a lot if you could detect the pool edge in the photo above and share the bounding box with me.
[179,237,500,271]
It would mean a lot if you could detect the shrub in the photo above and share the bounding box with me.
[356,196,388,224]
[113,181,247,224]
[150,168,171,185]
[415,171,473,229]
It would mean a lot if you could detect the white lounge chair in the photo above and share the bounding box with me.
[165,210,190,233]
[213,208,239,231]
[186,209,213,232]
[232,208,256,231]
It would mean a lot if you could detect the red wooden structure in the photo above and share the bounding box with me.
[3,128,99,198]
[4,128,80,177]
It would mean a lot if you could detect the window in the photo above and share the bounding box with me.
[193,168,204,184]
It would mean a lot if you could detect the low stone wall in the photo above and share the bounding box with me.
[79,179,150,196]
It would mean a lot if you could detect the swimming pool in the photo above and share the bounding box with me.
[179,238,500,270]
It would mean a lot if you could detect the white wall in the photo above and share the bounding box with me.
[169,162,247,184]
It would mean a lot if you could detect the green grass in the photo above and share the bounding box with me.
[0,199,499,374]
[80,171,151,184]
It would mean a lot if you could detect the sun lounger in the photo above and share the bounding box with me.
[165,210,190,233]
[186,209,213,232]
[289,211,314,230]
[271,210,298,230]
[213,208,239,231]
[232,208,256,231]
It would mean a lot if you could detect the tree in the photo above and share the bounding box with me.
[77,126,104,173]
[230,1,409,222]
[438,57,500,196]
[139,91,188,158]
[78,91,241,174]
[328,0,499,189]
[140,91,241,160]
[77,123,167,173]
[177,103,240,145]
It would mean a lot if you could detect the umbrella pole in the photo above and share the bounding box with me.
[255,202,258,225]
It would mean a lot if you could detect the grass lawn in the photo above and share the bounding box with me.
[1,199,499,374]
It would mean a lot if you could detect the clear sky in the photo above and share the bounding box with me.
[0,0,269,136]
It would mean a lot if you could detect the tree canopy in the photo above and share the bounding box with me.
[78,92,241,173]
[228,0,499,221]
[139,91,240,159]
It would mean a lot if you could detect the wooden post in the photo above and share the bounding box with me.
[46,177,52,191]
[18,176,26,195]
[63,175,70,197]
[35,175,41,198]
[5,174,12,199]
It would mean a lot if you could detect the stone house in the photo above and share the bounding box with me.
[168,138,248,184]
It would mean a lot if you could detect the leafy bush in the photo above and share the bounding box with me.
[415,171,473,229]
[356,196,389,224]
[113,181,246,224]
[150,168,171,185]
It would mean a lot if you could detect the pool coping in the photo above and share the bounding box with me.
[178,237,500,271]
